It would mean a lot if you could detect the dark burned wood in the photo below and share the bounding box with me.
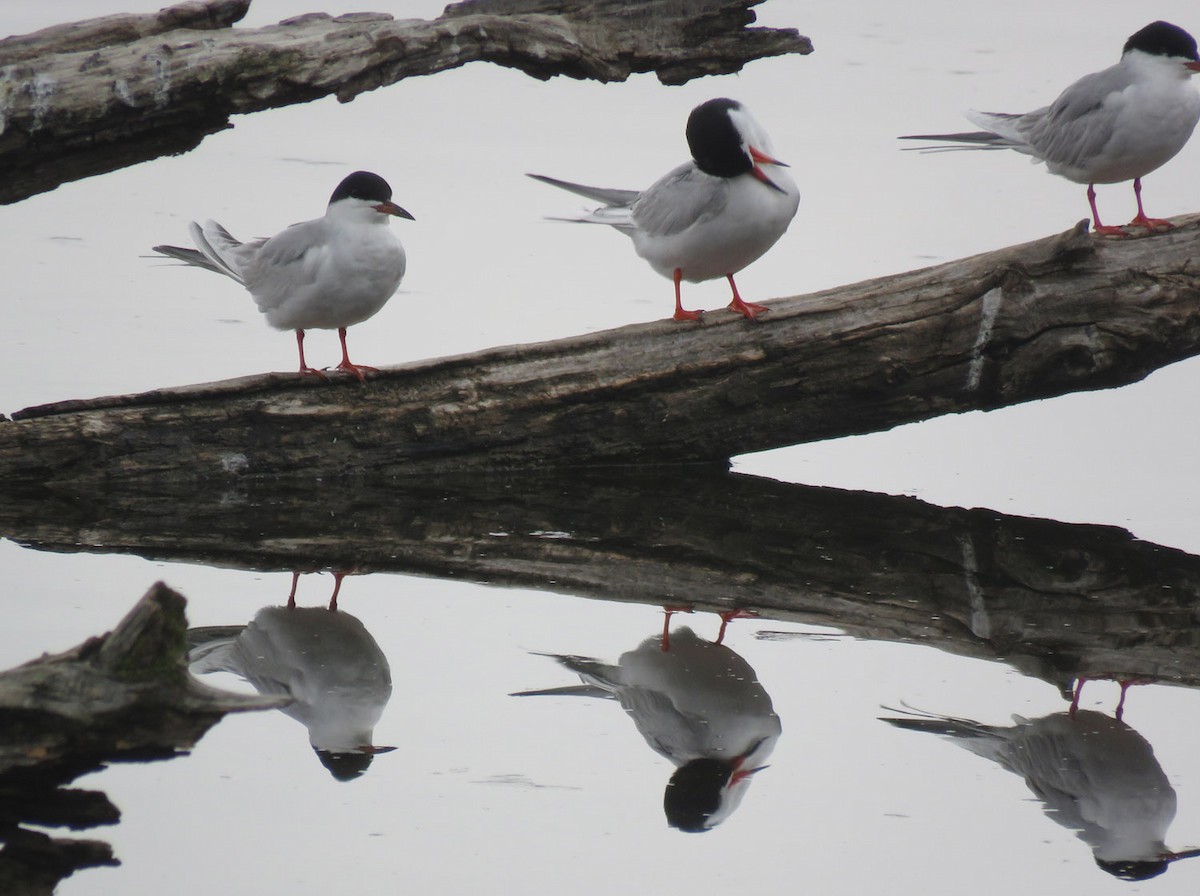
[4,217,1200,485]
[0,583,280,895]
[6,470,1200,696]
[0,0,811,204]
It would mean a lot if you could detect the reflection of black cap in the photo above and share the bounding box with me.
[1094,858,1170,881]
[663,758,733,832]
[315,749,374,782]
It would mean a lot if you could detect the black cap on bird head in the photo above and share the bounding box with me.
[315,748,376,782]
[686,98,754,178]
[1123,21,1199,61]
[1094,857,1170,881]
[662,757,733,832]
[330,170,394,205]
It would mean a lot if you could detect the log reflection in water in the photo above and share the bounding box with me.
[0,584,281,894]
[5,469,1200,693]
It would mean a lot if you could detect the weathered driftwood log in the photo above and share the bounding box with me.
[3,217,1200,485]
[6,470,1200,696]
[0,0,811,204]
[0,582,280,779]
[0,583,281,895]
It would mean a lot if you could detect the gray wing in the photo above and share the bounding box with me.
[980,62,1130,170]
[632,162,729,238]
[240,218,330,309]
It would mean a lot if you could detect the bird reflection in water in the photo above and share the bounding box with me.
[514,611,781,831]
[187,571,394,781]
[882,706,1200,880]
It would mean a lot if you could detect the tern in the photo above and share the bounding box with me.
[188,596,395,782]
[530,97,799,321]
[902,21,1200,236]
[882,706,1200,880]
[153,170,413,381]
[514,625,781,831]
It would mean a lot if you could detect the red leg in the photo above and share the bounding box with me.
[715,608,759,645]
[328,571,346,612]
[1087,185,1130,238]
[286,571,301,609]
[726,275,768,320]
[1069,676,1089,719]
[672,268,703,322]
[1126,178,1175,231]
[295,330,328,378]
[1114,678,1151,721]
[660,605,694,651]
[334,327,379,382]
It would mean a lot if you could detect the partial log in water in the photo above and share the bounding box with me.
[0,584,281,895]
[2,218,1200,485]
[0,0,811,203]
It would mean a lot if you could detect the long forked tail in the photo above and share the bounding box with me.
[898,130,1012,151]
[526,173,639,207]
[151,220,246,284]
[901,110,1027,152]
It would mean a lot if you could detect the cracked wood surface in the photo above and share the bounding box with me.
[2,217,1200,485]
[0,0,811,203]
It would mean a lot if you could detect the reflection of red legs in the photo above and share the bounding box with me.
[1070,675,1150,721]
[328,571,348,612]
[1114,678,1150,721]
[715,608,759,645]
[286,568,358,611]
[286,571,302,609]
[660,605,694,651]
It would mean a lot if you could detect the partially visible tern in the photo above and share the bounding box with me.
[153,170,413,381]
[530,97,799,321]
[902,21,1200,237]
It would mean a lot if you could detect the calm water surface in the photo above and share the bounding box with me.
[4,1,1200,893]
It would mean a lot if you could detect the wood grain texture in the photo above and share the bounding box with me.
[0,0,812,203]
[3,217,1200,486]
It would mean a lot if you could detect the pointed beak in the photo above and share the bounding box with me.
[375,201,415,220]
[1185,61,1200,73]
[1162,848,1200,862]
[749,146,789,194]
[730,764,770,784]
[750,147,789,168]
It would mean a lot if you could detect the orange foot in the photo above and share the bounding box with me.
[336,361,379,383]
[728,297,768,320]
[1127,214,1176,232]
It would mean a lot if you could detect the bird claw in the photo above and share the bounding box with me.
[1126,215,1176,232]
[335,362,379,383]
[728,299,768,320]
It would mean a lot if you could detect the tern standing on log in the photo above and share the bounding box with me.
[530,97,799,321]
[901,21,1200,237]
[153,171,413,381]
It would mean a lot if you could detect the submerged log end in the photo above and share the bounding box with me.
[0,583,281,782]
